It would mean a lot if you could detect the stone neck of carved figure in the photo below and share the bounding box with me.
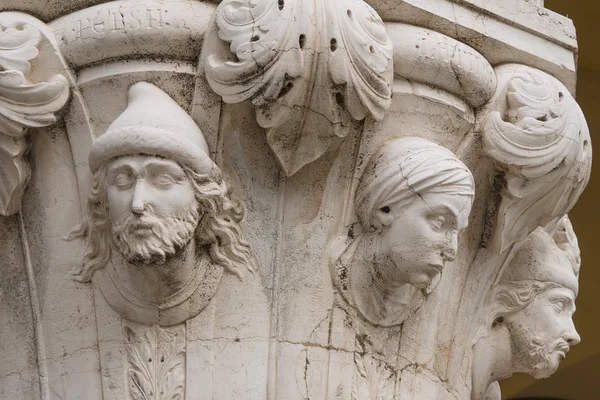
[471,326,513,400]
[94,239,224,326]
[344,237,418,327]
[109,239,200,303]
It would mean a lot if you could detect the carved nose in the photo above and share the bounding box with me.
[565,329,581,346]
[131,180,147,214]
[441,232,458,262]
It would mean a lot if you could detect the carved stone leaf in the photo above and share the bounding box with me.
[0,71,70,136]
[482,64,592,251]
[0,22,41,74]
[0,134,28,216]
[0,16,70,216]
[205,0,393,175]
[125,324,185,400]
[157,328,185,400]
[351,335,395,400]
[126,326,156,400]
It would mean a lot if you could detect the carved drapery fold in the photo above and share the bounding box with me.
[204,0,393,176]
[0,13,70,216]
[481,64,592,252]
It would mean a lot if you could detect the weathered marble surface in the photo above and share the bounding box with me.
[0,1,592,399]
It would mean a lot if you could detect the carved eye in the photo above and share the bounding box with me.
[428,215,446,229]
[551,299,566,314]
[114,173,134,189]
[153,173,177,188]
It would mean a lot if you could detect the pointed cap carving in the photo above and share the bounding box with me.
[89,82,217,177]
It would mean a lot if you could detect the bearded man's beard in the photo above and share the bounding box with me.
[111,203,200,266]
[509,323,568,379]
[525,335,569,378]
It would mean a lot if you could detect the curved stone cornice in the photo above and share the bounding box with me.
[388,23,497,108]
[50,0,216,69]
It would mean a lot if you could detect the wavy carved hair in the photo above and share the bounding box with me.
[69,163,255,282]
[489,280,563,326]
[473,280,562,344]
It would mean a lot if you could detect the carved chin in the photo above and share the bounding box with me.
[112,212,198,266]
[521,336,563,379]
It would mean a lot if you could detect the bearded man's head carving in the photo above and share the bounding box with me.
[490,216,581,378]
[472,215,581,400]
[70,82,254,285]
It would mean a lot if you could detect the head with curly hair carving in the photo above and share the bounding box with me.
[69,82,254,282]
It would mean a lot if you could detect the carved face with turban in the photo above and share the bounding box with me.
[355,137,475,290]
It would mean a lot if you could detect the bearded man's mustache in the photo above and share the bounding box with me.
[111,206,200,266]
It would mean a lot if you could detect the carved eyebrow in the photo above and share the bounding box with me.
[143,161,186,178]
[428,205,457,217]
[550,294,576,311]
[107,164,134,175]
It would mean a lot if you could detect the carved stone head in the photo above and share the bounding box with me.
[334,137,475,327]
[72,82,254,283]
[355,137,475,290]
[491,216,581,379]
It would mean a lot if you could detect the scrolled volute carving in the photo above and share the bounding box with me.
[481,64,591,252]
[204,0,393,176]
[0,12,70,216]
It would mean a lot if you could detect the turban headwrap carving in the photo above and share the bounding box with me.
[355,137,475,232]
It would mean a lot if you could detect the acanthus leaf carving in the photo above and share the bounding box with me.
[125,323,186,400]
[204,0,393,176]
[481,64,591,252]
[0,14,70,216]
[0,134,28,217]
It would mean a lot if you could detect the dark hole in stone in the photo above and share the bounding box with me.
[558,91,564,100]
[380,206,391,213]
[537,115,548,122]
[299,34,306,49]
[335,92,344,107]
[369,45,375,54]
[347,9,352,18]
[278,82,294,98]
[161,356,165,363]
[330,38,337,52]
[251,35,260,42]
[148,358,153,363]
[278,0,284,10]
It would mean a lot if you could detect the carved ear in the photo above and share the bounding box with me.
[373,205,395,228]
